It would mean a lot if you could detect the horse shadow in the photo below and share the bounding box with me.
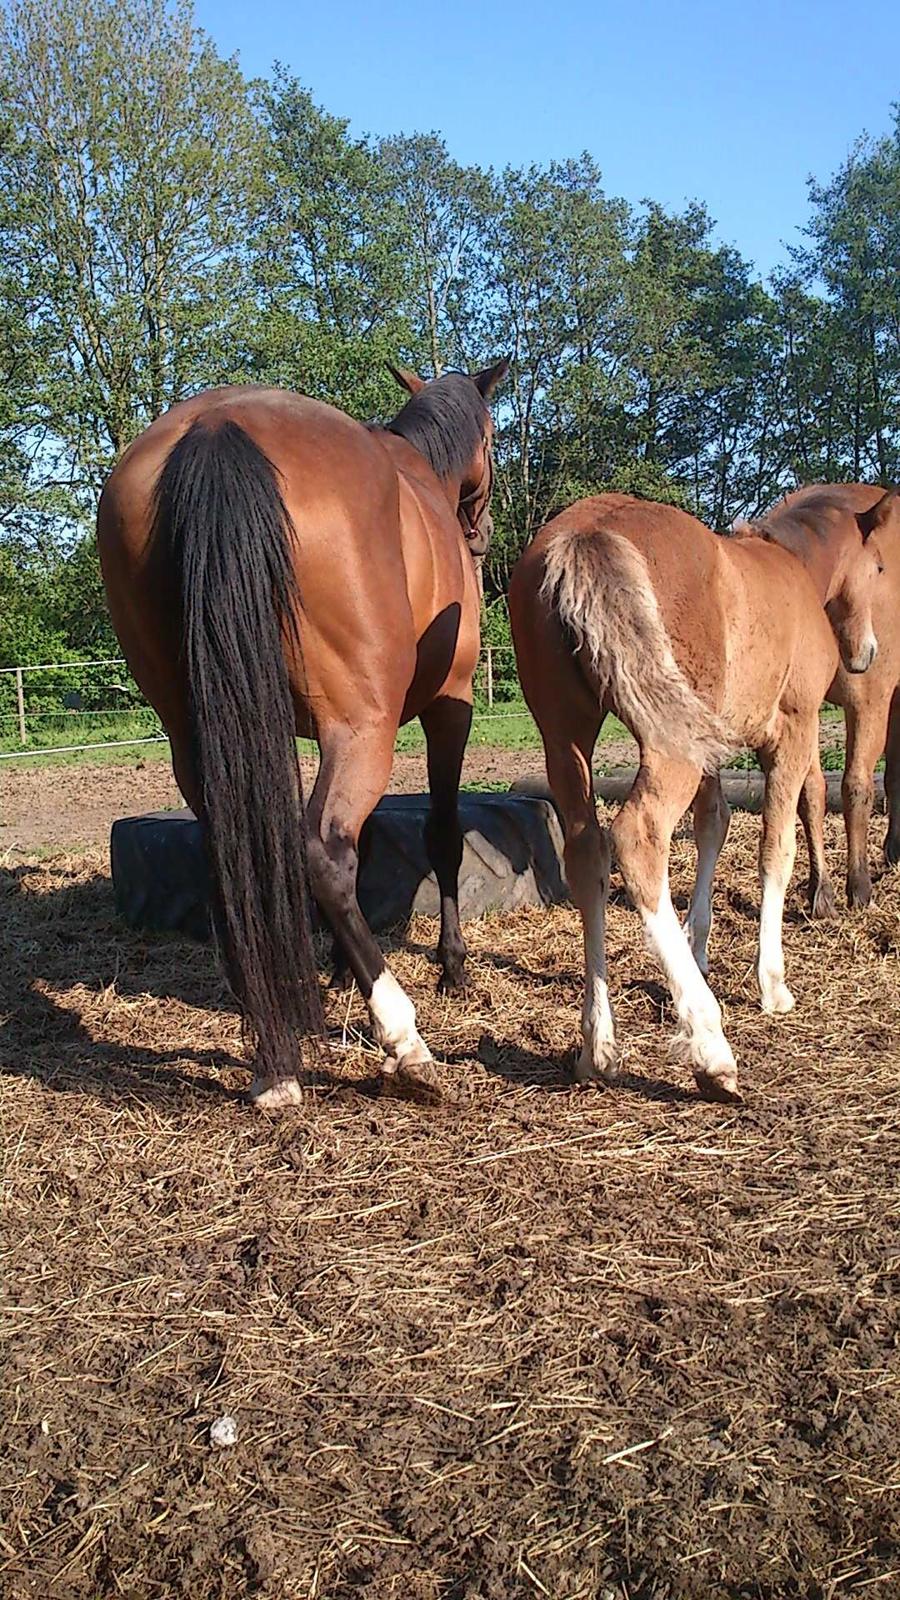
[0,836,756,1114]
[464,1033,698,1104]
[0,861,381,1109]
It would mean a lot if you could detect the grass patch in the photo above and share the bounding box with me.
[2,697,631,766]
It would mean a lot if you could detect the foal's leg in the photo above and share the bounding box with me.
[797,749,838,919]
[612,755,739,1100]
[685,772,730,976]
[843,695,892,908]
[756,722,817,1015]
[542,720,618,1084]
[515,608,612,1082]
[307,721,435,1091]
[420,696,473,992]
[883,690,900,869]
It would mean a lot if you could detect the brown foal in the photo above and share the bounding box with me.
[98,363,507,1108]
[693,485,900,928]
[509,490,884,1100]
[791,485,900,911]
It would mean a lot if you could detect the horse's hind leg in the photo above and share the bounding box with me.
[797,748,838,919]
[420,696,473,992]
[612,754,739,1101]
[685,772,730,975]
[883,689,900,869]
[843,695,891,908]
[543,721,618,1085]
[308,721,436,1092]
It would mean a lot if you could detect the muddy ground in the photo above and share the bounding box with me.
[0,715,849,853]
[2,792,899,1598]
[0,747,603,853]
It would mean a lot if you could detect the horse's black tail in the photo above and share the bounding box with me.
[153,418,323,1084]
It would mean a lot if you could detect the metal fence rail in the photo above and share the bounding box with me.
[0,649,530,761]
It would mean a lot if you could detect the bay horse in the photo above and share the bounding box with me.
[509,490,884,1101]
[97,362,508,1109]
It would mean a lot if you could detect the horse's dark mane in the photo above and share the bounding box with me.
[385,373,488,481]
[745,484,863,549]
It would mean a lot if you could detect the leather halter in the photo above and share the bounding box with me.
[458,440,495,558]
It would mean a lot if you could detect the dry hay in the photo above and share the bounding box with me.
[1,811,899,1600]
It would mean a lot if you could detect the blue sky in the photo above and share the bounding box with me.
[195,0,899,278]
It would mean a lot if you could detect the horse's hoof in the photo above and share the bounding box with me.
[573,1044,621,1086]
[761,981,795,1016]
[329,967,354,992]
[885,835,900,870]
[847,873,872,910]
[694,1065,742,1104]
[437,968,467,995]
[249,1075,304,1112]
[809,880,839,920]
[382,1045,442,1102]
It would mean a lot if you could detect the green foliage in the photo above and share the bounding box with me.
[0,0,898,677]
[0,0,261,492]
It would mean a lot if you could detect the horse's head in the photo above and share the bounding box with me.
[827,487,898,673]
[387,358,509,556]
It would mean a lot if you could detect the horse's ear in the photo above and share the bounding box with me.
[386,362,426,396]
[473,356,510,401]
[858,486,900,540]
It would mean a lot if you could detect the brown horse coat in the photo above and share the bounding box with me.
[101,388,482,741]
[788,485,900,910]
[510,491,883,1100]
[98,366,507,1107]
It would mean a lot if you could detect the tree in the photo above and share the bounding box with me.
[801,113,900,484]
[481,156,634,579]
[378,132,492,377]
[0,0,261,499]
[243,73,415,420]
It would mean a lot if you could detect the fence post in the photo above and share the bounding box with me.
[486,647,493,708]
[16,667,26,745]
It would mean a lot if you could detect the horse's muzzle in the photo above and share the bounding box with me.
[846,636,878,674]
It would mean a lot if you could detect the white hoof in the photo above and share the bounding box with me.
[574,1039,621,1085]
[761,980,795,1016]
[250,1075,304,1111]
[673,1019,740,1100]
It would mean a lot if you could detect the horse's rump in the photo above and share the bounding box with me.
[539,518,732,772]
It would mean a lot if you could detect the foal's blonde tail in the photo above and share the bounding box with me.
[541,526,732,773]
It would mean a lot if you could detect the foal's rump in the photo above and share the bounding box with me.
[526,496,731,772]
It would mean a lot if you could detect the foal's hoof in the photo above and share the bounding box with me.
[250,1075,304,1112]
[573,1044,621,1087]
[885,834,900,870]
[694,1064,742,1104]
[847,871,872,910]
[761,982,795,1016]
[329,966,354,992]
[809,879,839,920]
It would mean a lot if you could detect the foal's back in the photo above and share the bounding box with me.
[526,493,836,748]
